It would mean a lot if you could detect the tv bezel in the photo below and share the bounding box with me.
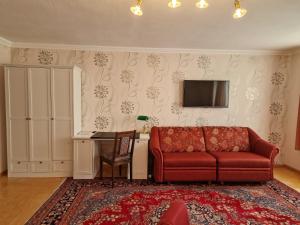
[183,80,230,108]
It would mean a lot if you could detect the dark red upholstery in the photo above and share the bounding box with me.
[150,126,279,183]
[158,200,190,225]
[164,152,216,167]
[209,152,270,168]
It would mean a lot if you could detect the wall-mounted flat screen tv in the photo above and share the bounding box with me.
[183,80,229,107]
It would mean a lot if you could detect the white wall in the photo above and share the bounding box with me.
[0,44,11,173]
[283,51,300,170]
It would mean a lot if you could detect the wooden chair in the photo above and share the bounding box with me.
[158,200,190,225]
[99,130,136,187]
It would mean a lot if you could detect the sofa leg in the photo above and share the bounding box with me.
[208,181,212,185]
[220,181,224,185]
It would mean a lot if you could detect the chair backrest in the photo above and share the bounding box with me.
[113,130,136,160]
[158,200,190,225]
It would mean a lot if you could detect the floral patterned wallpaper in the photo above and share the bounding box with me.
[11,48,290,162]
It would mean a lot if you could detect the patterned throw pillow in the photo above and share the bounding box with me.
[158,127,206,153]
[203,127,250,152]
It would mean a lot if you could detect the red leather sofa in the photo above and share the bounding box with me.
[150,126,279,183]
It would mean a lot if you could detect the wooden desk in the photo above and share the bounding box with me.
[72,131,149,179]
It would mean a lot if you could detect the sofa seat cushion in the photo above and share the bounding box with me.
[210,152,270,168]
[163,152,216,167]
[203,126,250,152]
[158,127,206,153]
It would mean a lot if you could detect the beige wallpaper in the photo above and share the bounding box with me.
[11,48,290,162]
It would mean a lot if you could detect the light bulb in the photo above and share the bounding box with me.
[233,0,247,19]
[233,8,247,18]
[195,0,209,9]
[168,0,181,8]
[130,0,143,16]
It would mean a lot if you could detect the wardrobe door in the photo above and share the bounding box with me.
[28,68,51,163]
[51,68,73,161]
[5,67,29,170]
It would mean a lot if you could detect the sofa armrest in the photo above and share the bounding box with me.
[253,138,279,160]
[150,127,164,182]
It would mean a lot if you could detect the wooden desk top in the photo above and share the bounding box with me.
[73,131,150,140]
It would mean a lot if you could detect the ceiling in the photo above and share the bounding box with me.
[0,0,300,51]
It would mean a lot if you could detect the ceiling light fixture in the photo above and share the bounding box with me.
[130,0,143,16]
[195,0,209,9]
[129,0,248,19]
[168,0,181,9]
[233,0,247,19]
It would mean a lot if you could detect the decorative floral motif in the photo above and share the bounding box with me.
[94,116,109,130]
[94,85,109,99]
[171,71,185,83]
[245,87,259,101]
[145,116,160,132]
[197,55,211,70]
[120,101,135,114]
[171,102,182,115]
[268,132,281,145]
[120,70,134,84]
[94,52,109,67]
[146,86,160,99]
[158,127,206,152]
[271,72,285,86]
[38,50,53,65]
[147,54,160,68]
[269,102,283,116]
[203,127,250,152]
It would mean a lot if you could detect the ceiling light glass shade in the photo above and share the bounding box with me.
[233,7,247,19]
[130,0,143,16]
[168,0,181,8]
[233,0,247,19]
[195,0,209,9]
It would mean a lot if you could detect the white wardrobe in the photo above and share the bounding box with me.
[4,65,81,177]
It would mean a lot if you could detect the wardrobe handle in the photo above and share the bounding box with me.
[51,118,54,120]
[17,161,21,164]
[39,161,43,164]
[61,161,64,164]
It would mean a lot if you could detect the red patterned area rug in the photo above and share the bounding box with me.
[26,179,300,225]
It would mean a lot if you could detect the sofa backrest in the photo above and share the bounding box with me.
[203,126,250,152]
[158,127,206,153]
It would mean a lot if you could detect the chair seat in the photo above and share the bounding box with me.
[102,150,130,163]
[163,152,216,167]
[209,152,270,168]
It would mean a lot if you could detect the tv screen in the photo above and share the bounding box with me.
[183,80,229,107]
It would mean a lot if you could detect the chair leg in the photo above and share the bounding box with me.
[112,165,114,188]
[100,156,103,179]
[130,161,133,182]
[119,165,122,177]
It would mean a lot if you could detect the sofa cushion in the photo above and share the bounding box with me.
[209,152,270,168]
[203,127,250,152]
[163,152,216,167]
[158,127,206,153]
